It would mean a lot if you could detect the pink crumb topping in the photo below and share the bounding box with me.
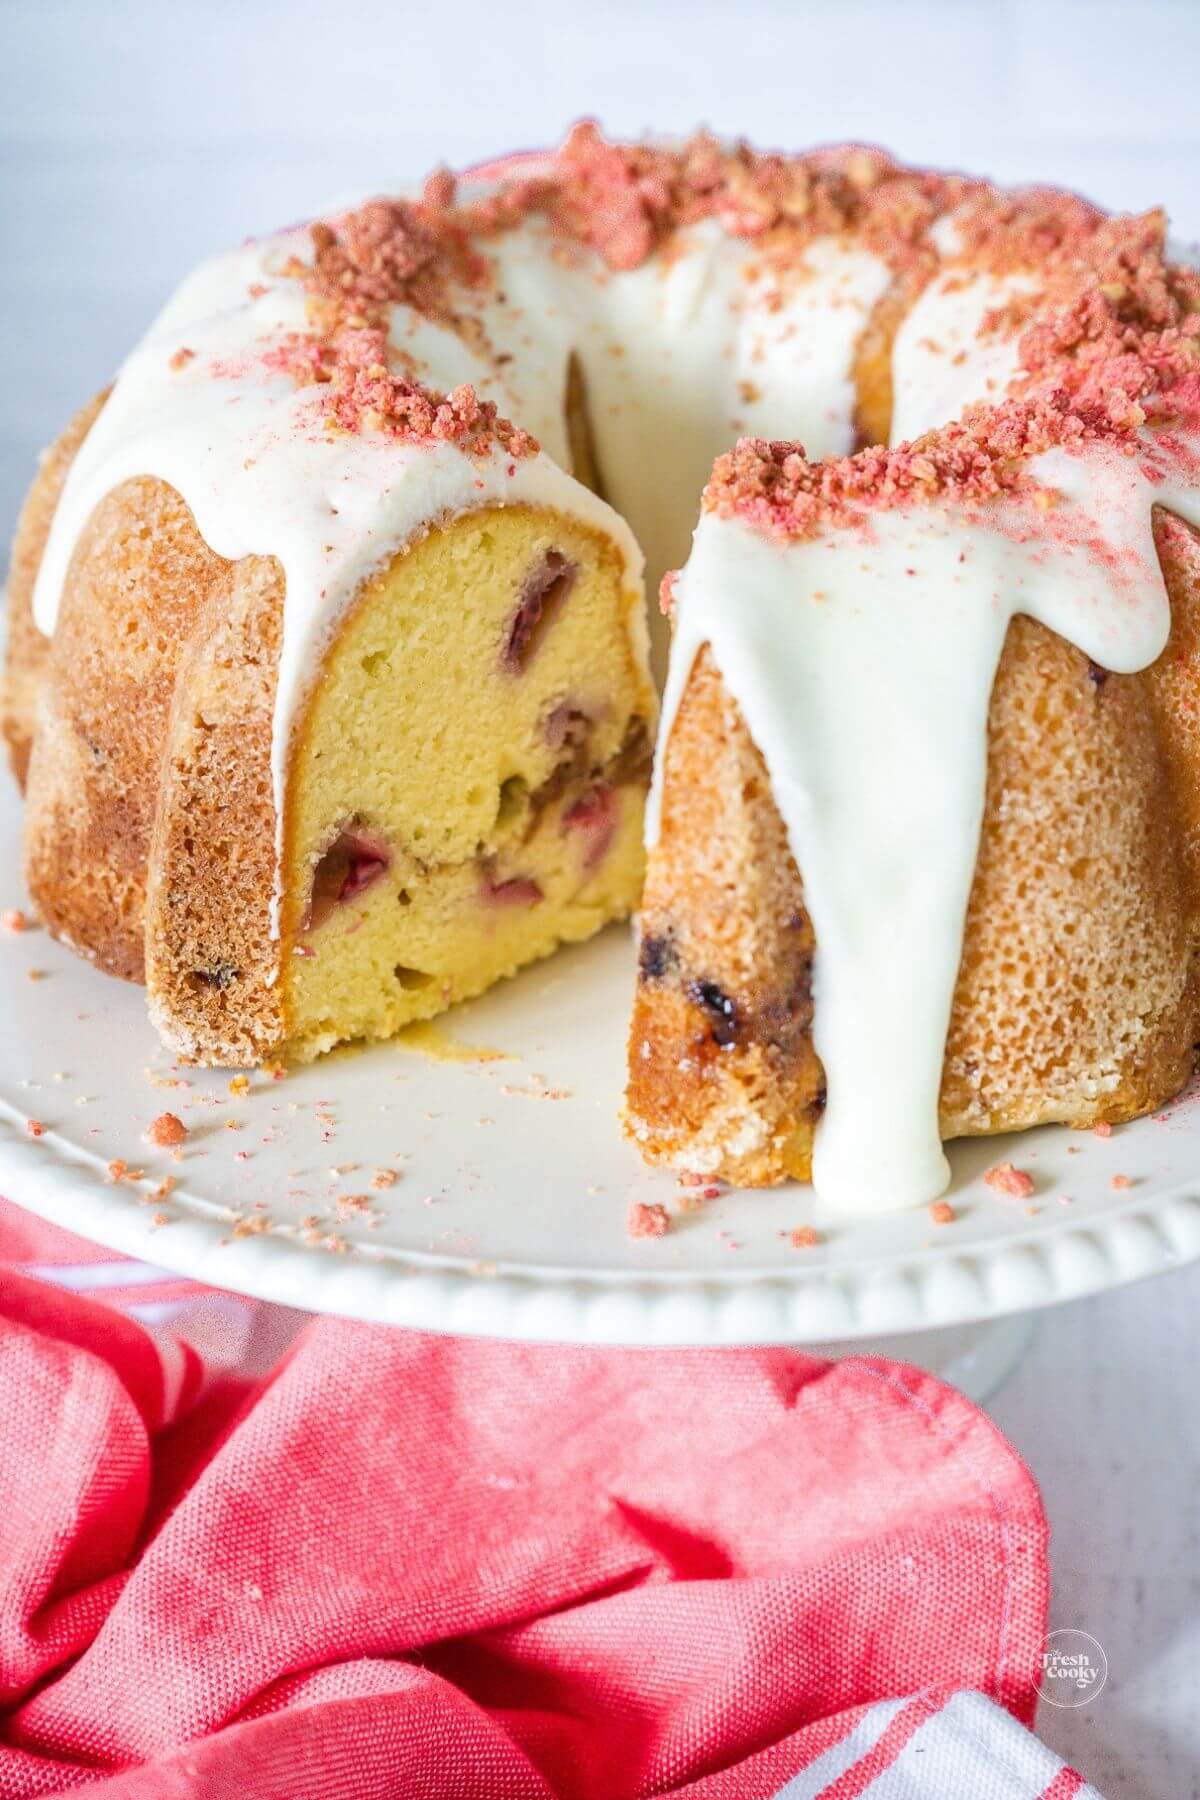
[698,207,1200,542]
[145,1112,188,1148]
[627,1200,670,1239]
[265,321,537,458]
[262,194,537,457]
[983,1161,1035,1199]
[504,122,961,275]
[323,331,537,456]
[701,385,1180,544]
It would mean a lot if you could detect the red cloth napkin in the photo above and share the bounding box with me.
[0,1210,1054,1799]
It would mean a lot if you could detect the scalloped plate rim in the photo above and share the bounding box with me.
[2,1104,1197,1343]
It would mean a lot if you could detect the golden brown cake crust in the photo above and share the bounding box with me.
[939,614,1195,1138]
[145,552,285,1065]
[21,475,238,981]
[626,648,823,1186]
[2,390,109,787]
[1146,511,1200,930]
[18,465,287,1069]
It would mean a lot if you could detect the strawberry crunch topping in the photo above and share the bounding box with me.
[258,125,978,452]
[951,184,1108,278]
[469,122,963,274]
[265,192,536,457]
[262,317,537,459]
[145,1112,188,1148]
[627,1200,671,1239]
[702,209,1200,540]
[983,1161,1036,1199]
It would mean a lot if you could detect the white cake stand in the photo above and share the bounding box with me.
[2,780,1197,1401]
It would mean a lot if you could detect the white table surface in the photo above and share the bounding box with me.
[991,1268,1200,1798]
[3,3,1199,1791]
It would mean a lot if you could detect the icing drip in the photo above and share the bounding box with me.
[649,441,1200,1213]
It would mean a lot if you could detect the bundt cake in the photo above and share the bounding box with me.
[5,125,1200,1215]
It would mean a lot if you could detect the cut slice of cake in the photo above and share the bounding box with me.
[14,403,654,1066]
[261,502,654,1064]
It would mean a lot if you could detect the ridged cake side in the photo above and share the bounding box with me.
[6,412,653,1064]
[3,390,109,787]
[12,451,290,1068]
[627,556,1200,1185]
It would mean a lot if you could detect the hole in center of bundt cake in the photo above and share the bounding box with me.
[305,826,392,930]
[502,550,578,672]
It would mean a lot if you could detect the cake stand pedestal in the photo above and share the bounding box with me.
[807,1314,1036,1402]
[1,777,1197,1367]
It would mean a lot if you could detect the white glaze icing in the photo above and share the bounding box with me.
[32,206,891,908]
[650,441,1200,1213]
[30,228,646,937]
[888,264,1036,444]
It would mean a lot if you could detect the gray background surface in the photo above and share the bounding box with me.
[3,0,1200,542]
